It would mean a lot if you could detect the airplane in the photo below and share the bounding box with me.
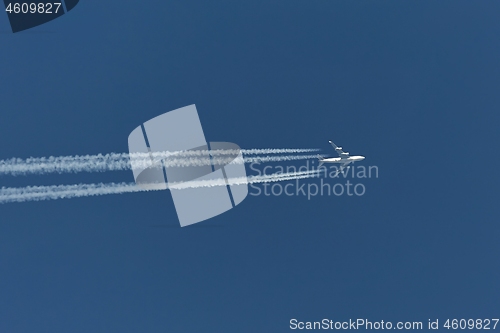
[318,140,365,174]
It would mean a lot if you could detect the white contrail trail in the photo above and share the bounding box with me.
[0,150,322,176]
[0,170,321,204]
[163,154,320,168]
[169,169,320,190]
[0,182,147,204]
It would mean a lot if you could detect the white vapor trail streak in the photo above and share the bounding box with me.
[166,154,320,168]
[0,170,320,204]
[0,149,321,176]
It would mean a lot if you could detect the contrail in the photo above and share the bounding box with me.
[163,154,321,168]
[0,170,321,204]
[0,149,322,176]
[168,169,321,190]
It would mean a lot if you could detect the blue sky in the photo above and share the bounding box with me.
[0,1,499,332]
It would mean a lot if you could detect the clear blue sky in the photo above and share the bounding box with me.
[0,1,499,332]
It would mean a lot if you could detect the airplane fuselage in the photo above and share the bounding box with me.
[321,156,365,164]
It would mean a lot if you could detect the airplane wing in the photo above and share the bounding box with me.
[332,161,352,177]
[329,140,349,158]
